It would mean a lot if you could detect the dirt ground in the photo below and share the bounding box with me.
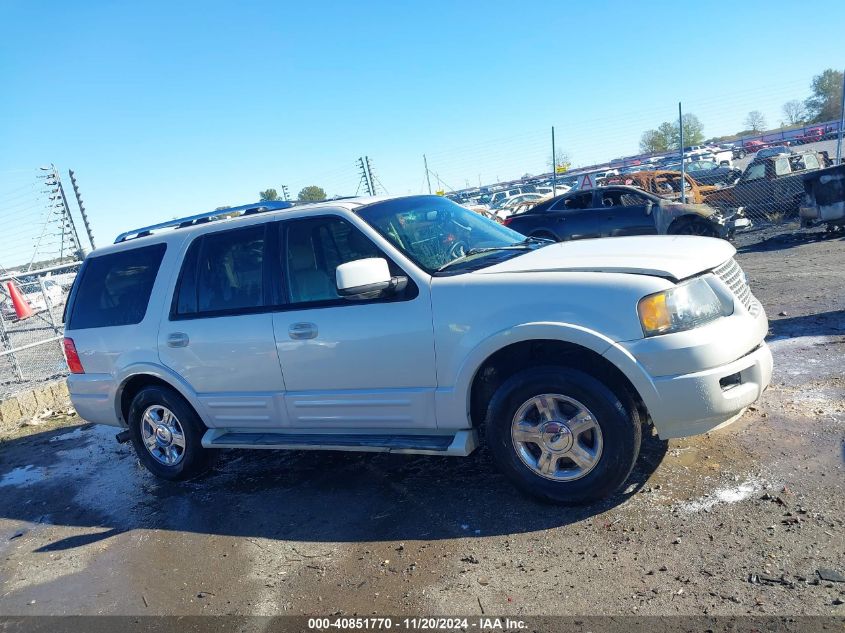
[0,222,843,618]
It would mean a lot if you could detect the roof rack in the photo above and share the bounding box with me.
[113,200,294,244]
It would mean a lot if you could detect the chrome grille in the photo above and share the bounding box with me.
[713,258,760,316]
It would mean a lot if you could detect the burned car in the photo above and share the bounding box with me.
[603,170,717,205]
[800,163,845,232]
[503,185,748,240]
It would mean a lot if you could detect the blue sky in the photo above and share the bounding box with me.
[1,0,844,251]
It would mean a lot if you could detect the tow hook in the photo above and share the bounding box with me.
[115,429,131,444]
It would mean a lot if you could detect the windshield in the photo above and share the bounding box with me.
[357,196,531,274]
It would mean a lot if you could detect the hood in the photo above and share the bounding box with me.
[478,236,735,281]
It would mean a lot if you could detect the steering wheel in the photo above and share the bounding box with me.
[448,241,467,259]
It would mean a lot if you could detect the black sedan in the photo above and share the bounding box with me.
[503,186,746,241]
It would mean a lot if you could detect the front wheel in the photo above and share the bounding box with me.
[668,218,720,238]
[484,367,641,504]
[128,385,215,480]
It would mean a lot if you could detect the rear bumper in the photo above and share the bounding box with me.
[67,373,121,427]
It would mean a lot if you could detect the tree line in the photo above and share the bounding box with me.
[639,68,843,154]
[258,186,327,202]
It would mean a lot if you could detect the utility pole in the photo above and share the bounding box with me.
[68,170,96,250]
[357,157,373,196]
[57,172,83,259]
[551,126,557,195]
[837,68,845,165]
[679,102,686,204]
[40,165,83,260]
[281,185,290,201]
[423,154,432,194]
[365,156,377,195]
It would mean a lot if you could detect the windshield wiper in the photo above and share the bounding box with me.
[466,236,553,255]
[436,237,552,272]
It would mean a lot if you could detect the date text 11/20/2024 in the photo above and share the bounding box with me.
[307,617,528,630]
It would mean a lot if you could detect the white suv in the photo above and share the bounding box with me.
[64,195,773,504]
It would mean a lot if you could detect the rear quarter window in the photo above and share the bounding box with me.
[67,244,166,330]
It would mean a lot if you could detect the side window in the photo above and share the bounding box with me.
[774,157,791,176]
[68,244,166,330]
[791,154,819,171]
[285,217,386,305]
[557,192,592,211]
[619,192,649,206]
[743,162,766,182]
[173,225,266,317]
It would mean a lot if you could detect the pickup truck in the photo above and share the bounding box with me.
[703,151,829,218]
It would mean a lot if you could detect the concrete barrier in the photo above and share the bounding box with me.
[0,379,71,433]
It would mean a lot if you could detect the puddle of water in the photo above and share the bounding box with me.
[0,465,46,487]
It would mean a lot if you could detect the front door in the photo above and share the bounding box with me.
[547,192,601,240]
[271,215,437,430]
[158,223,288,428]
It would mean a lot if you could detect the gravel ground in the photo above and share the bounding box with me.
[0,223,843,618]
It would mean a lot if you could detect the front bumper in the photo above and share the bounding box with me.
[645,343,772,438]
[604,306,772,439]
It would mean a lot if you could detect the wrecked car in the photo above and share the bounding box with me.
[503,185,748,240]
[704,150,829,218]
[800,163,845,232]
[603,170,717,205]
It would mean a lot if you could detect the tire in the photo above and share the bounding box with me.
[127,385,215,481]
[668,218,720,238]
[484,366,641,505]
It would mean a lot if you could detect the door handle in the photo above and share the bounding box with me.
[288,322,318,340]
[167,332,189,348]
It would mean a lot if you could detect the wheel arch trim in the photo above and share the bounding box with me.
[113,363,208,427]
[439,322,644,428]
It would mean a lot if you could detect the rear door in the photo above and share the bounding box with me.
[158,224,288,429]
[594,188,658,236]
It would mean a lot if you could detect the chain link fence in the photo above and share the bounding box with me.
[0,263,80,399]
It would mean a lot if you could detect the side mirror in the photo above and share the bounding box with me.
[336,258,407,300]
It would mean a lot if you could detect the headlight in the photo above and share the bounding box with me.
[637,277,733,337]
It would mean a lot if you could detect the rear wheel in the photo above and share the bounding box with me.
[484,366,641,504]
[128,385,215,480]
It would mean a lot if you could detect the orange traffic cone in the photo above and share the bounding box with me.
[7,281,33,320]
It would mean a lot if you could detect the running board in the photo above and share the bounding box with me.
[201,429,478,456]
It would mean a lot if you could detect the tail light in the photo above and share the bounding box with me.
[503,217,514,226]
[63,337,85,374]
